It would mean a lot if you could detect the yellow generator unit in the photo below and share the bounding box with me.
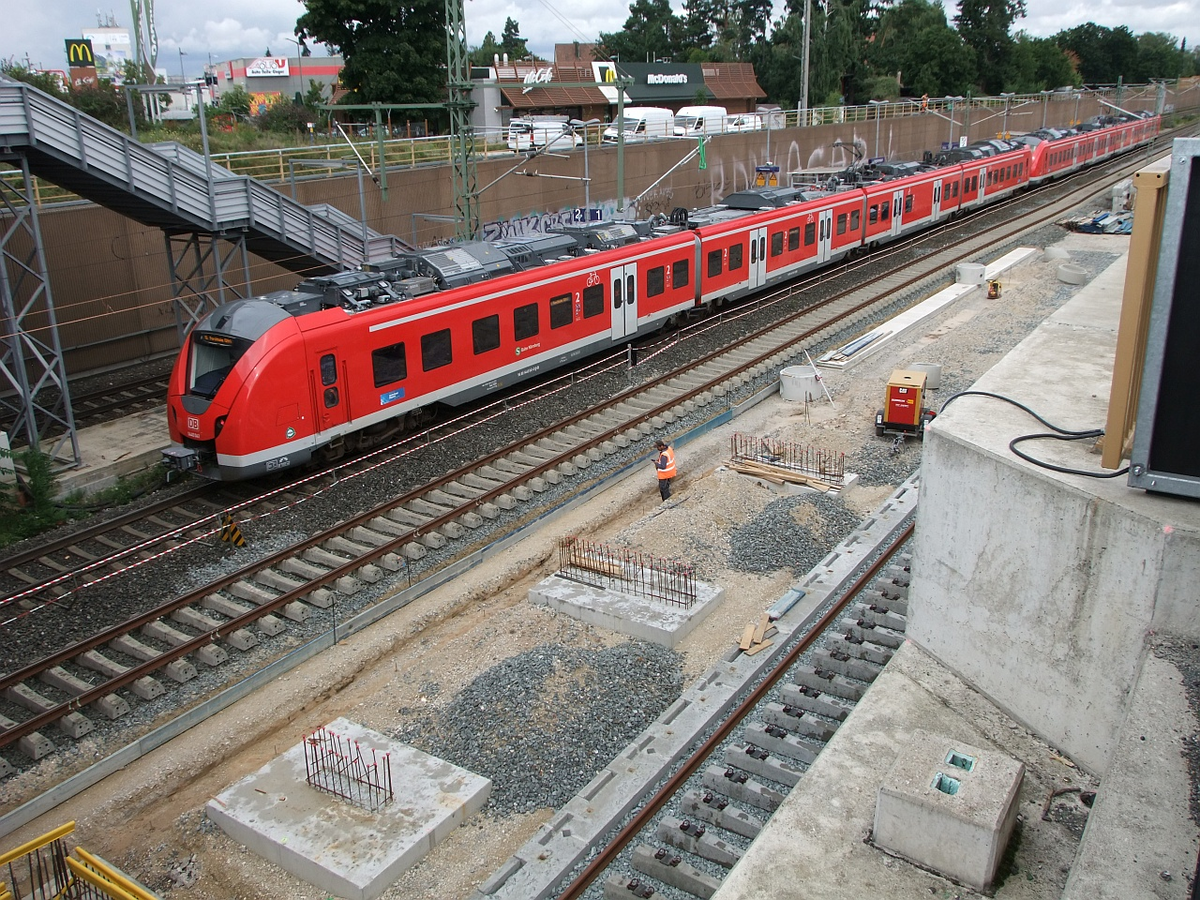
[875,369,937,438]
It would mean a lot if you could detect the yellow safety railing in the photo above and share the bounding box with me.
[0,822,160,900]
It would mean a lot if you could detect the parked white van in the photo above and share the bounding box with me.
[725,112,764,132]
[601,108,676,144]
[673,105,728,137]
[507,117,583,152]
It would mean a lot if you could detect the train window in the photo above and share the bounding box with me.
[850,209,860,230]
[514,303,539,340]
[804,222,816,245]
[472,316,500,355]
[787,227,800,250]
[320,353,337,386]
[729,244,744,270]
[952,182,958,198]
[770,232,784,257]
[582,283,605,318]
[647,266,666,297]
[324,387,339,408]
[836,214,847,235]
[971,175,978,191]
[707,249,723,277]
[421,329,453,372]
[881,202,890,221]
[612,277,622,309]
[550,293,573,328]
[904,195,913,213]
[672,258,690,289]
[372,343,407,387]
[869,205,878,225]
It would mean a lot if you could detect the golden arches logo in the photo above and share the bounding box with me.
[66,39,94,66]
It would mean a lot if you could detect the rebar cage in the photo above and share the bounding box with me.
[729,432,845,485]
[557,536,697,608]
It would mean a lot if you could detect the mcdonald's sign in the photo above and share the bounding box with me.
[65,39,95,68]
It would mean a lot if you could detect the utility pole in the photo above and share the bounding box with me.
[445,0,479,241]
[800,0,811,127]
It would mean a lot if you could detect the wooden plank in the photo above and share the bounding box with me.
[745,639,774,656]
[739,624,756,651]
[752,613,770,645]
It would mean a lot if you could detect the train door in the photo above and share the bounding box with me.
[817,209,834,263]
[749,226,768,290]
[311,350,348,434]
[890,189,904,238]
[611,262,638,340]
[931,181,943,222]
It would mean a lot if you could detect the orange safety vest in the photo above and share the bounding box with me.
[656,447,676,480]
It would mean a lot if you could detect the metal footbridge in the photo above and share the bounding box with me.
[0,77,412,469]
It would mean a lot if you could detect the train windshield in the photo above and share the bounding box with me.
[188,332,251,399]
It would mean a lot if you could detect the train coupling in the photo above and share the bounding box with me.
[162,445,201,474]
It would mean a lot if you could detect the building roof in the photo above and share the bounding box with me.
[701,62,766,102]
[495,60,609,110]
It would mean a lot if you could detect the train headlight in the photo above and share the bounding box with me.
[214,416,226,437]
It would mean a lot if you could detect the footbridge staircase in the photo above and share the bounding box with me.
[0,77,412,468]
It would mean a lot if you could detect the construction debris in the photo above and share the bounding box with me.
[1060,211,1133,234]
[728,459,836,492]
[738,612,777,655]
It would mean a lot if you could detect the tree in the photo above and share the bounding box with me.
[470,31,503,67]
[954,0,1027,94]
[1054,22,1137,85]
[71,83,129,128]
[500,18,530,61]
[868,0,975,97]
[0,60,68,98]
[1135,32,1187,81]
[297,0,446,111]
[215,85,252,120]
[598,0,684,62]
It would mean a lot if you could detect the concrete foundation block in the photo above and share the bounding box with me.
[632,844,722,897]
[130,676,165,700]
[226,629,260,652]
[331,576,360,599]
[93,694,130,720]
[356,564,383,584]
[305,588,334,609]
[679,790,764,839]
[200,594,252,620]
[377,553,404,572]
[20,732,55,759]
[194,644,228,667]
[165,659,197,682]
[57,712,93,739]
[418,531,446,550]
[281,601,311,623]
[657,816,742,866]
[874,731,1023,891]
[438,521,464,539]
[206,718,490,900]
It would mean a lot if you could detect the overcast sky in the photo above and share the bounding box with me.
[7,0,1199,80]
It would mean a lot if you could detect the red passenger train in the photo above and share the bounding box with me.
[163,111,1158,480]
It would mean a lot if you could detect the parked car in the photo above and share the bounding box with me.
[725,113,764,132]
[507,118,583,152]
[602,108,676,143]
[673,105,728,137]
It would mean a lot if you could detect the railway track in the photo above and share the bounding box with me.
[0,137,1173,835]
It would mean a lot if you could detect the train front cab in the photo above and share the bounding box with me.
[164,299,317,480]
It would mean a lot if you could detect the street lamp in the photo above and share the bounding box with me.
[569,118,600,211]
[1040,90,1051,129]
[945,96,963,146]
[1000,92,1015,138]
[868,100,886,160]
[285,37,305,103]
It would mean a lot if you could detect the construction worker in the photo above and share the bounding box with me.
[653,440,676,501]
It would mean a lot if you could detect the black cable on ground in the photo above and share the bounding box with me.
[937,389,1130,479]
